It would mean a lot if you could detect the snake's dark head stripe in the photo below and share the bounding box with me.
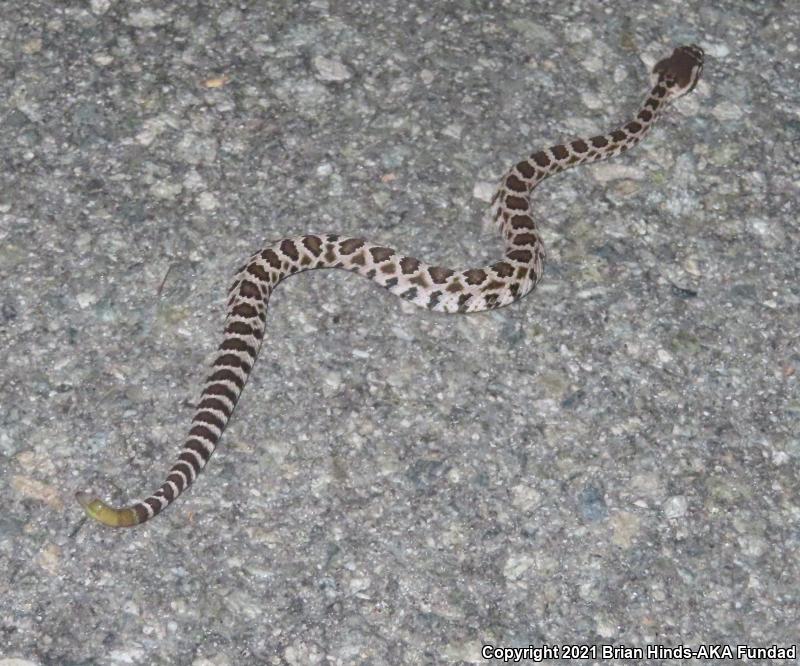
[653,44,704,97]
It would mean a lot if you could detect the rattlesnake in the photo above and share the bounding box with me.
[77,45,704,527]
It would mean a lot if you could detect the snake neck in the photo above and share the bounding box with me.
[488,77,673,232]
[544,79,671,180]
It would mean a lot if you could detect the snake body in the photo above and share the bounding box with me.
[77,45,704,527]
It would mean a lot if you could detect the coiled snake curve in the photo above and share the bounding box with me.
[77,45,704,527]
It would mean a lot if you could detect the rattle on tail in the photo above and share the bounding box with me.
[77,45,703,527]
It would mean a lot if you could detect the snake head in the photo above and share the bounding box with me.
[652,44,704,98]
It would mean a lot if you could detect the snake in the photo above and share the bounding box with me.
[76,45,704,527]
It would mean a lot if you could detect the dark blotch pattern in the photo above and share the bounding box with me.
[464,269,487,286]
[279,239,299,260]
[507,249,533,263]
[176,455,199,477]
[188,425,216,445]
[172,461,195,485]
[166,471,186,492]
[246,262,271,283]
[220,338,256,356]
[198,397,231,417]
[207,368,244,390]
[193,412,225,430]
[185,439,212,461]
[516,160,536,179]
[400,256,420,274]
[429,266,454,284]
[533,151,551,166]
[231,303,258,319]
[238,280,262,300]
[410,273,429,288]
[370,247,394,263]
[504,195,527,210]
[303,236,323,256]
[261,249,281,269]
[514,233,538,246]
[505,174,526,192]
[214,354,250,371]
[203,383,237,405]
[225,321,261,339]
[491,262,514,277]
[510,214,535,230]
[339,238,365,254]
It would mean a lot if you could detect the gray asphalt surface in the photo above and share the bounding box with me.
[1,1,798,664]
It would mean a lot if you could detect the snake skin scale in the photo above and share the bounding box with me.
[77,45,704,527]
